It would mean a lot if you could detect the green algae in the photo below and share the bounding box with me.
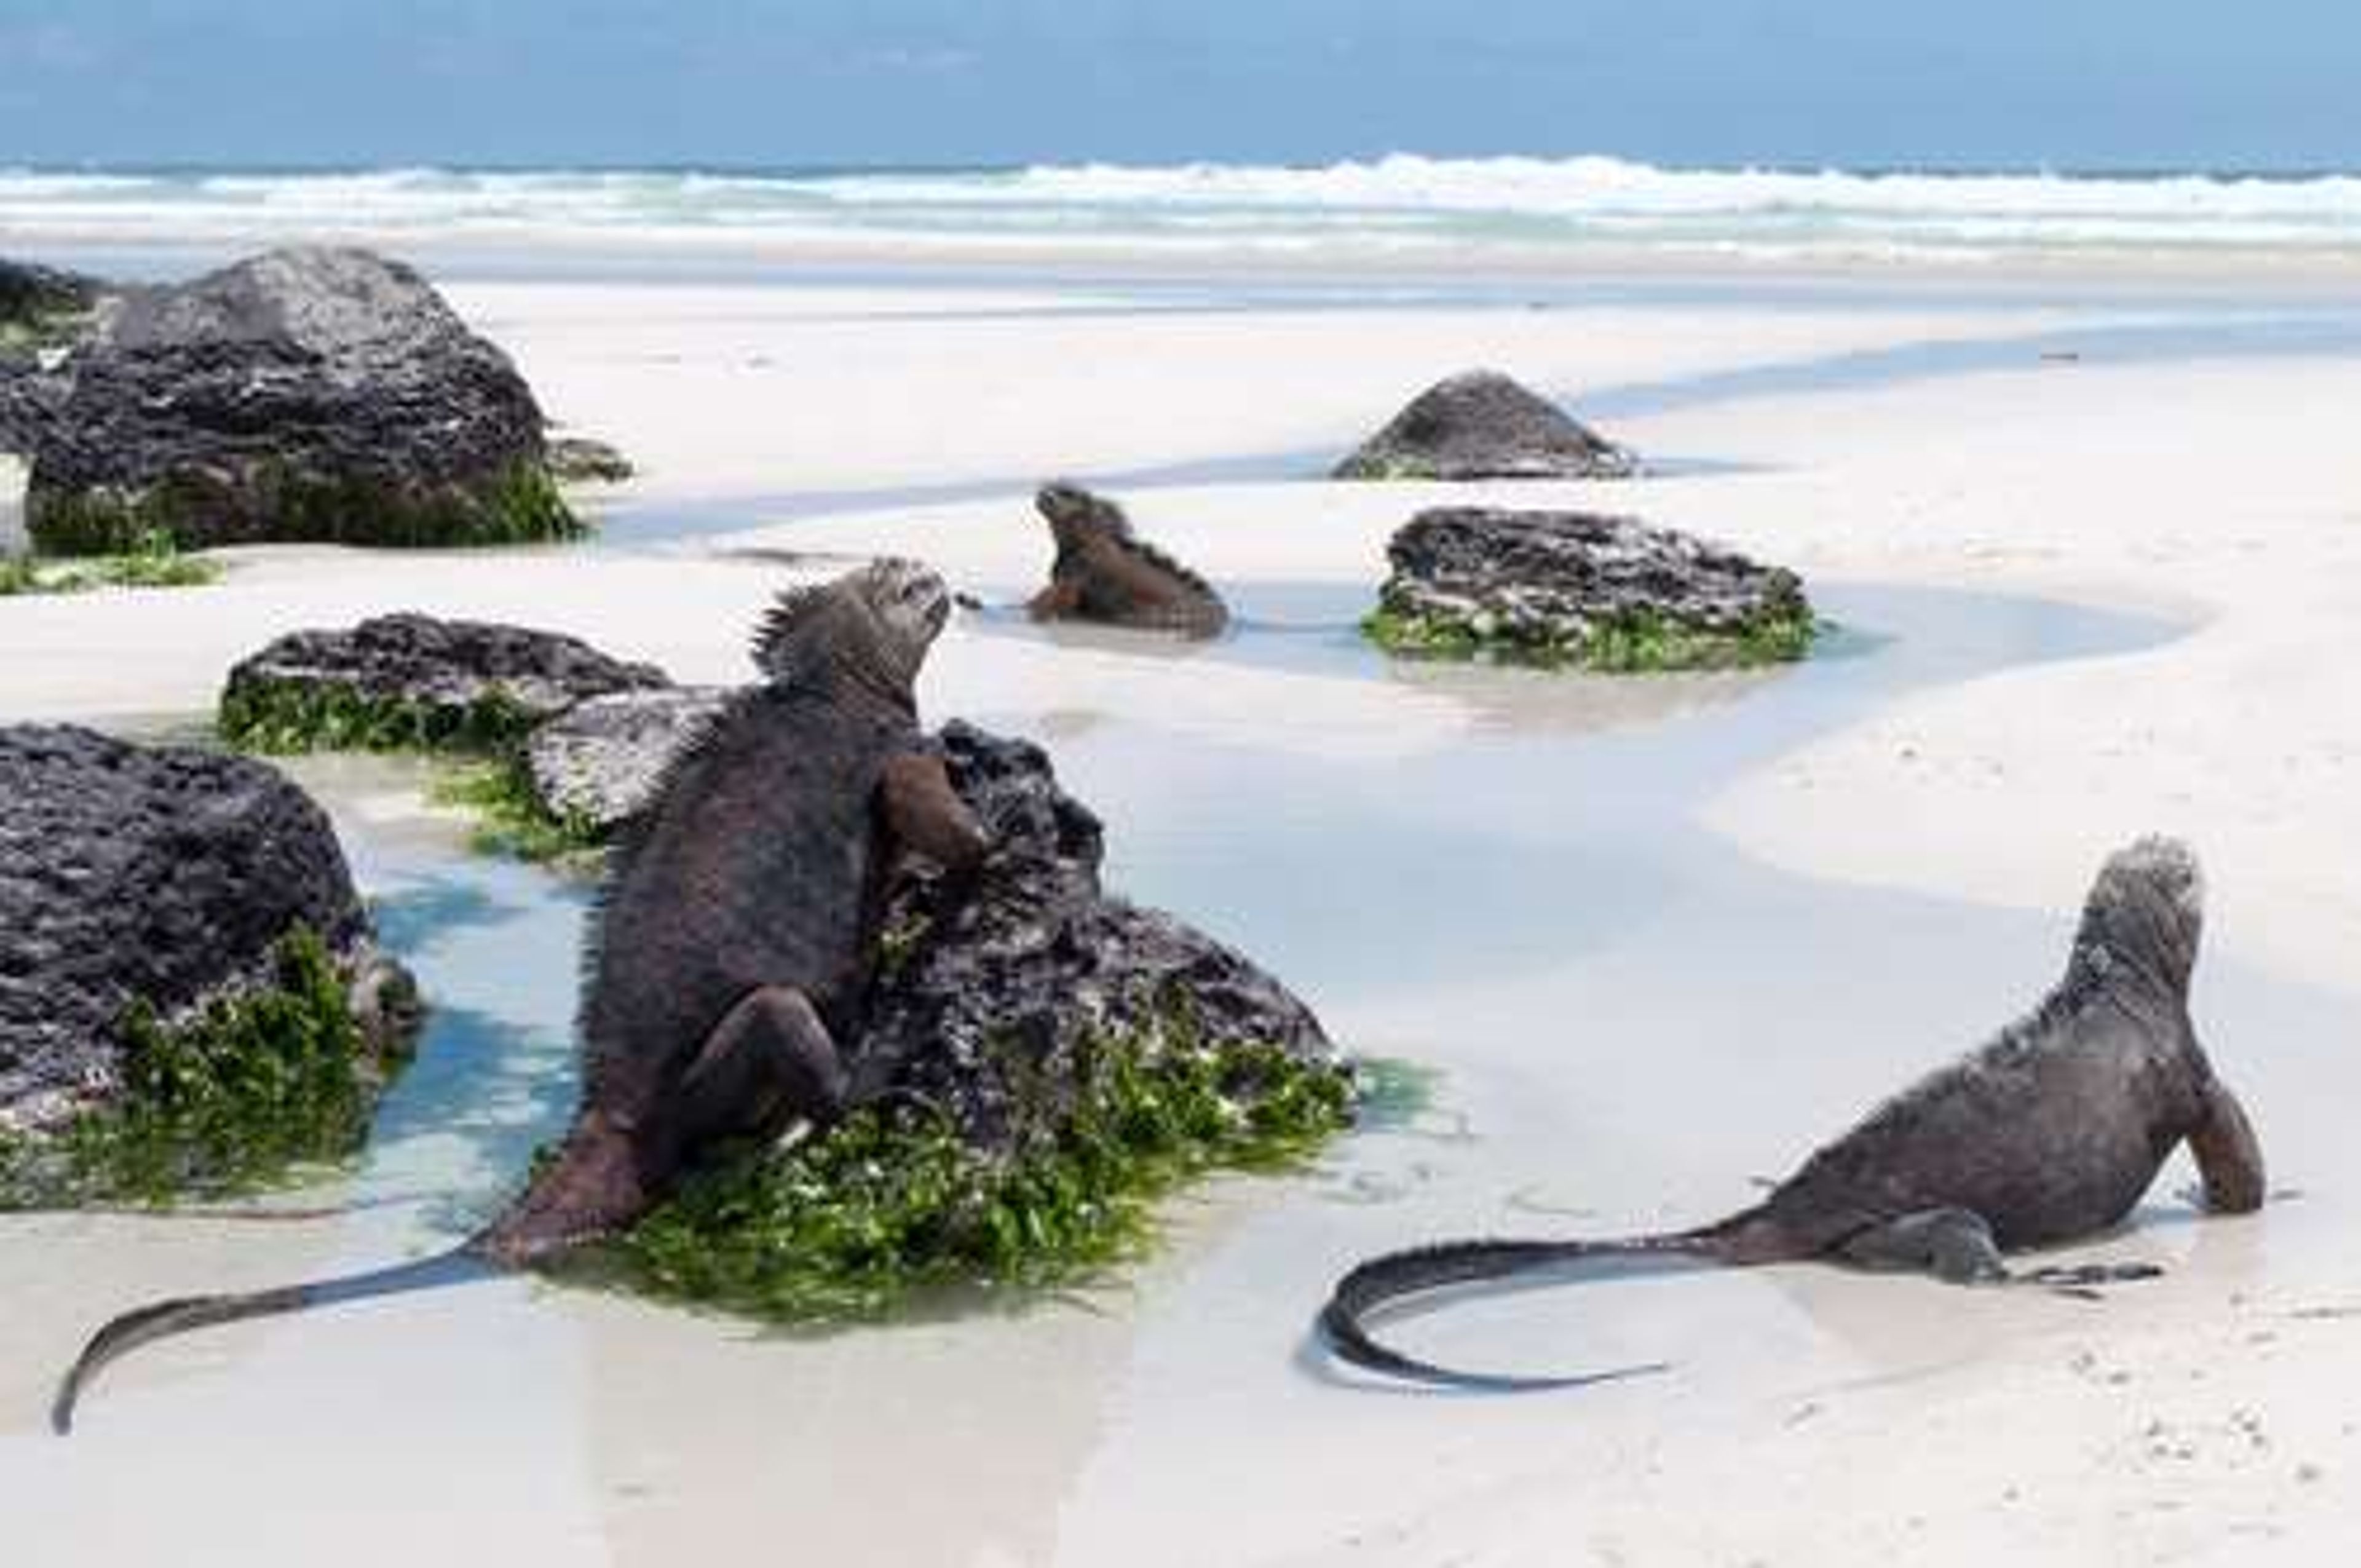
[26,457,585,556]
[219,678,544,756]
[587,1015,1356,1326]
[0,927,413,1209]
[427,756,610,867]
[0,531,222,596]
[1335,454,1444,481]
[1362,598,1821,673]
[219,681,615,869]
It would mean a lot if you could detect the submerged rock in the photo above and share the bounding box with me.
[0,724,417,1142]
[1334,368,1637,481]
[523,684,734,832]
[1027,481,1229,636]
[858,721,1338,1155]
[24,247,579,553]
[219,612,670,753]
[1367,507,1814,671]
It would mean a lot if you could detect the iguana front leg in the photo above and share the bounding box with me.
[880,750,990,872]
[1027,580,1083,621]
[2188,1077,2266,1214]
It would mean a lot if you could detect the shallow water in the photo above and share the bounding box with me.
[3,582,2354,1567]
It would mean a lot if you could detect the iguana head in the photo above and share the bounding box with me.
[2071,835,2205,1004]
[752,558,951,704]
[1036,481,1133,555]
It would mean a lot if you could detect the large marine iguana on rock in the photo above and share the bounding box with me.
[1026,481,1229,636]
[52,559,989,1432]
[1321,837,2268,1390]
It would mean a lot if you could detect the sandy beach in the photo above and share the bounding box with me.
[4,257,2360,1564]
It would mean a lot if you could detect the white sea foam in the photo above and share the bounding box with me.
[7,155,2361,264]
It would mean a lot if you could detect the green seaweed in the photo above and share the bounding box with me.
[427,756,610,866]
[219,678,543,756]
[1362,597,1821,673]
[0,304,91,354]
[0,927,411,1209]
[874,911,934,981]
[588,1016,1355,1325]
[219,683,617,866]
[24,481,209,557]
[0,531,223,596]
[1337,454,1443,481]
[26,457,586,556]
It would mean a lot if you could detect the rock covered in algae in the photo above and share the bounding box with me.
[1366,506,1814,671]
[0,724,417,1147]
[858,721,1339,1156]
[219,612,670,754]
[25,247,579,553]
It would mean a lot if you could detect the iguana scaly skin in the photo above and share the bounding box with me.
[1026,481,1228,636]
[1322,837,2268,1390]
[53,560,988,1431]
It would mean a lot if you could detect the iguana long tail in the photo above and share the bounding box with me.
[1319,1227,1742,1391]
[51,1246,485,1435]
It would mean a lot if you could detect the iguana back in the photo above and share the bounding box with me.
[580,682,915,1115]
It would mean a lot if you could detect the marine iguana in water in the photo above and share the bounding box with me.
[52,559,989,1432]
[1321,836,2268,1390]
[1026,481,1229,636]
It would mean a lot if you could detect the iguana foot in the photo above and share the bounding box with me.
[2014,1260,2167,1299]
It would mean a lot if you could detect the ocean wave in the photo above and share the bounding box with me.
[876,154,2361,221]
[8,156,2361,261]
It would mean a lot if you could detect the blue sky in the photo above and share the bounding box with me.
[1,1,2355,170]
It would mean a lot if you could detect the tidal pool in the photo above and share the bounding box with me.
[2,582,2349,1568]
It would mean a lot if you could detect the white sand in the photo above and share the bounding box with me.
[462,279,2137,499]
[4,270,2360,1564]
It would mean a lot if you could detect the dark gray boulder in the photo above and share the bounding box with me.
[857,721,1339,1156]
[23,247,580,553]
[0,724,416,1136]
[1368,507,1815,670]
[219,612,671,753]
[523,684,734,832]
[1334,369,1638,481]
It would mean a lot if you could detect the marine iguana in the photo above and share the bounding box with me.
[52,559,989,1432]
[1026,481,1229,636]
[1321,836,2268,1390]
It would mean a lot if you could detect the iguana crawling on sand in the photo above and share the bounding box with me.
[53,559,989,1431]
[1026,481,1229,636]
[1322,836,2268,1390]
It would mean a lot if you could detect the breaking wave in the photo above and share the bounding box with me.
[8,154,2361,263]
